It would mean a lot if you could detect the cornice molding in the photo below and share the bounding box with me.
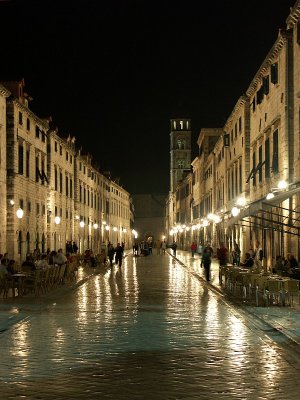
[246,31,292,97]
[0,84,11,97]
[9,97,49,129]
[286,1,300,28]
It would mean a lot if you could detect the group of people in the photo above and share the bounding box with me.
[107,242,124,268]
[272,253,300,279]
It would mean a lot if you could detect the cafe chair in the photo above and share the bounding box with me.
[284,280,300,306]
[265,280,283,306]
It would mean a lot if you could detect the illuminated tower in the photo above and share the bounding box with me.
[170,119,192,192]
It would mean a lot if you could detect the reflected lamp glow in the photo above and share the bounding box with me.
[54,216,61,225]
[16,207,24,219]
[113,226,117,232]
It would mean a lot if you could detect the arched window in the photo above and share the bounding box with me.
[178,160,184,169]
[177,139,186,149]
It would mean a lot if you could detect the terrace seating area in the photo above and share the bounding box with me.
[220,265,300,307]
[0,259,79,299]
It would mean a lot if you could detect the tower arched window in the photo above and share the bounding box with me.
[178,160,184,169]
[177,139,185,149]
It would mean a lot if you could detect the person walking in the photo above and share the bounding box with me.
[107,243,115,267]
[191,242,197,258]
[172,242,177,257]
[201,247,212,282]
[161,240,167,255]
[115,243,124,267]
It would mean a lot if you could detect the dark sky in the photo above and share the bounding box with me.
[0,0,296,194]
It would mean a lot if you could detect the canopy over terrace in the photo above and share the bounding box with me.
[224,182,300,264]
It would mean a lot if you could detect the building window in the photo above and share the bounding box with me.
[59,145,62,156]
[18,111,23,125]
[54,167,58,191]
[258,145,262,182]
[42,131,46,143]
[59,172,63,193]
[70,179,73,198]
[66,176,69,197]
[55,142,58,152]
[239,162,242,193]
[26,149,30,178]
[238,117,242,134]
[18,144,24,175]
[80,185,82,202]
[252,152,256,186]
[36,126,40,138]
[36,203,40,216]
[66,151,68,161]
[35,155,39,182]
[26,118,30,131]
[272,129,279,174]
[27,201,31,212]
[271,63,278,84]
[265,138,270,179]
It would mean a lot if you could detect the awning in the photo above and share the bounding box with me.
[224,182,300,229]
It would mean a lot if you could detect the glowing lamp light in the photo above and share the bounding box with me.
[79,221,85,228]
[237,197,246,207]
[93,223,98,229]
[266,192,275,200]
[113,227,117,232]
[54,216,61,225]
[9,199,15,206]
[16,208,24,219]
[105,225,110,231]
[231,207,240,217]
[278,180,288,190]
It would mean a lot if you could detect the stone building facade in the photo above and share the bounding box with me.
[0,79,133,261]
[0,84,10,252]
[166,1,300,268]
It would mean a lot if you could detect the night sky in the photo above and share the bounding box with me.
[0,0,296,194]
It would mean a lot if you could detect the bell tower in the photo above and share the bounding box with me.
[170,119,192,193]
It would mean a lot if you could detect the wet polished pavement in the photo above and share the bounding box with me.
[1,253,300,399]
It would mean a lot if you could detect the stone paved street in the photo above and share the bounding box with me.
[1,252,300,399]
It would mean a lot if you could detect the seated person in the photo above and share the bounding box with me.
[53,249,67,266]
[36,254,49,269]
[22,255,36,272]
[7,259,17,275]
[272,255,285,275]
[286,253,300,279]
[240,252,254,269]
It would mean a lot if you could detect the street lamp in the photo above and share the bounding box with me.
[54,216,61,225]
[16,208,24,219]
